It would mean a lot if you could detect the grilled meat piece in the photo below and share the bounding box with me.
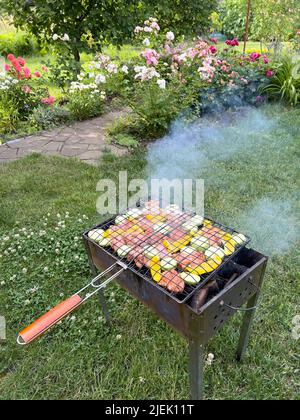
[159,270,185,294]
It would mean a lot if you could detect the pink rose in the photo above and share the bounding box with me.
[23,67,31,79]
[34,71,41,78]
[266,70,273,78]
[22,85,32,94]
[17,57,26,67]
[41,96,55,106]
[210,37,218,45]
[263,56,269,64]
[42,65,49,73]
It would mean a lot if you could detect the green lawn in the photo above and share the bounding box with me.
[0,104,299,400]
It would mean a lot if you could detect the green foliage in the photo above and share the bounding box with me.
[0,31,40,56]
[220,0,300,43]
[110,133,139,148]
[67,89,105,121]
[0,98,19,135]
[128,79,199,140]
[46,54,81,90]
[263,57,300,105]
[28,106,72,130]
[0,0,217,63]
[210,11,223,33]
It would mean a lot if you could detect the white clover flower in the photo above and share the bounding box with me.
[116,334,122,340]
[206,353,215,366]
[24,299,31,306]
[166,31,175,41]
[52,34,59,41]
[44,267,49,273]
[22,268,28,274]
[107,63,118,74]
[70,316,76,321]
[157,79,166,89]
[139,377,145,384]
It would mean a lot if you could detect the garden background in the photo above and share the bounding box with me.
[0,0,299,400]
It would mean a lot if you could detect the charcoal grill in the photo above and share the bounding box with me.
[18,203,268,400]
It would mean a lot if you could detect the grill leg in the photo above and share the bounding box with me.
[83,239,112,327]
[236,291,260,362]
[189,339,204,400]
[236,260,267,362]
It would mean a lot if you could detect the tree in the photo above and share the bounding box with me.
[0,0,217,62]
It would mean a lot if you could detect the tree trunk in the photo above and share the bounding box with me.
[73,47,80,62]
[243,0,251,54]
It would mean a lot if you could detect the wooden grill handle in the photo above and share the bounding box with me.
[17,294,83,345]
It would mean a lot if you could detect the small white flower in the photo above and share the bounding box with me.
[157,79,166,89]
[0,281,5,286]
[206,353,215,366]
[70,316,76,322]
[139,377,145,384]
[166,31,175,41]
[121,65,129,74]
[52,34,59,41]
[22,268,28,274]
[62,33,70,42]
[24,299,31,306]
[44,267,49,273]
[143,38,151,47]
[116,334,122,340]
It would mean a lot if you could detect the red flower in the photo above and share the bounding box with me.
[209,46,217,55]
[34,71,41,78]
[41,65,49,73]
[17,57,26,67]
[23,67,31,79]
[210,37,218,45]
[226,39,239,47]
[41,96,55,106]
[7,54,15,62]
[266,70,273,78]
[4,64,11,72]
[11,59,22,73]
[297,29,300,35]
[263,56,269,64]
[250,52,261,62]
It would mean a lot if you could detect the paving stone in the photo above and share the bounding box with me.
[0,109,127,164]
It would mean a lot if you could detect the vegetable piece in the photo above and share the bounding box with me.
[190,215,204,226]
[144,245,160,259]
[150,256,162,283]
[169,235,192,253]
[231,234,247,246]
[223,241,236,256]
[161,257,177,271]
[186,256,222,275]
[117,245,132,258]
[88,229,105,241]
[153,223,171,235]
[115,215,127,225]
[98,238,110,247]
[126,209,143,220]
[180,272,201,285]
[190,236,210,252]
[146,214,166,223]
[205,246,225,261]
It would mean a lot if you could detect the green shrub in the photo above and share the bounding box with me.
[263,56,300,105]
[67,87,106,121]
[0,98,19,136]
[0,32,40,56]
[28,105,72,130]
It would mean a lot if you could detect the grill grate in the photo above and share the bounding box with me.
[84,201,250,304]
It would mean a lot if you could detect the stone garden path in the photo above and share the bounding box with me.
[0,109,127,166]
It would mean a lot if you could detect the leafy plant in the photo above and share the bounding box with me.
[262,57,300,105]
[110,133,139,148]
[28,106,72,130]
[0,31,40,56]
[67,88,105,121]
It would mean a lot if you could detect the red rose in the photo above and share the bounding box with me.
[7,54,15,62]
[34,71,41,78]
[266,70,273,78]
[209,46,217,54]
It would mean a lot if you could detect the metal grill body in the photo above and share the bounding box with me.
[84,229,268,400]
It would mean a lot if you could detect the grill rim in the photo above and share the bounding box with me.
[83,213,251,304]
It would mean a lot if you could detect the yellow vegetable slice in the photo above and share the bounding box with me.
[224,241,236,256]
[169,235,192,253]
[146,214,166,223]
[150,256,162,283]
[185,256,223,275]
